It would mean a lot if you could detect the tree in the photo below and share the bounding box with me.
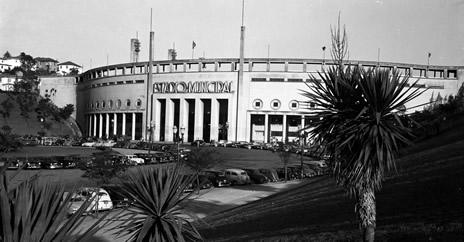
[3,51,11,59]
[272,143,292,182]
[111,164,204,241]
[19,52,36,72]
[69,68,80,75]
[0,99,14,124]
[184,147,224,189]
[0,125,23,153]
[59,104,75,120]
[77,149,130,185]
[300,18,424,242]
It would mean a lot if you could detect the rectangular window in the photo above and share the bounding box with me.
[251,78,267,82]
[270,78,284,82]
[288,78,302,82]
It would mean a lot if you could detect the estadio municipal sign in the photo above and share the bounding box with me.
[153,81,232,93]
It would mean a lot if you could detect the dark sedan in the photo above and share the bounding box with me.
[242,168,269,184]
[203,170,231,187]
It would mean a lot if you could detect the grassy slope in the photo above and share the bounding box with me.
[198,128,464,241]
[0,92,75,136]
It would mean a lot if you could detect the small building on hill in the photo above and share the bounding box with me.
[58,61,82,75]
[0,73,17,91]
[34,57,59,73]
[0,56,21,72]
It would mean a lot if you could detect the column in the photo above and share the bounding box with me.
[88,115,92,137]
[245,112,251,142]
[179,98,188,142]
[227,96,235,141]
[113,113,117,136]
[122,113,126,136]
[93,114,97,137]
[264,114,269,143]
[153,99,161,141]
[132,112,136,140]
[98,114,103,138]
[194,98,204,140]
[282,114,287,143]
[210,98,219,142]
[166,98,175,141]
[105,113,110,138]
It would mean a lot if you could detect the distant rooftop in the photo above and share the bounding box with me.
[58,61,81,67]
[35,57,58,63]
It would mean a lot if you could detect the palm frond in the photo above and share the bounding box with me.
[111,163,203,241]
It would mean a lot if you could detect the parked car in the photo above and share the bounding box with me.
[242,168,269,184]
[40,158,63,169]
[203,170,231,187]
[100,184,134,208]
[102,140,117,147]
[248,142,266,150]
[215,140,232,147]
[257,168,280,182]
[191,139,205,147]
[24,159,41,169]
[275,167,298,180]
[67,187,113,216]
[81,141,96,147]
[125,155,145,165]
[224,169,251,185]
[194,175,214,190]
[133,152,166,164]
[7,160,20,170]
[236,141,250,148]
[288,165,316,178]
[305,160,329,175]
[1,158,20,170]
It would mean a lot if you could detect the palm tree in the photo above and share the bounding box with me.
[0,165,110,241]
[111,163,203,241]
[300,65,423,241]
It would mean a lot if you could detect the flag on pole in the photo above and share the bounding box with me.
[428,52,431,58]
[192,41,196,49]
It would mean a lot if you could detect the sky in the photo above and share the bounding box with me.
[1,0,463,71]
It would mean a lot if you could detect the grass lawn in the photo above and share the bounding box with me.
[197,128,464,241]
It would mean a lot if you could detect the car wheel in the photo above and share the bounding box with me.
[232,181,238,186]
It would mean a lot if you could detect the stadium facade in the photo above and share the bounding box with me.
[74,58,464,143]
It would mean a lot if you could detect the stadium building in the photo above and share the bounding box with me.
[75,57,464,143]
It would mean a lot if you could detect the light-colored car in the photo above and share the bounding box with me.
[81,141,96,147]
[67,187,113,216]
[125,154,145,165]
[224,168,251,185]
[102,140,117,147]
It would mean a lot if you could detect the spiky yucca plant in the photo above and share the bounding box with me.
[0,163,109,242]
[111,164,203,242]
[301,65,423,241]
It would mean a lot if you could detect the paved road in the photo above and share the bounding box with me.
[76,179,310,241]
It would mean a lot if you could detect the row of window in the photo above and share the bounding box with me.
[252,99,315,110]
[88,99,143,110]
[88,98,313,111]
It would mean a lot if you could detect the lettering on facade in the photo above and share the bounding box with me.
[153,81,232,93]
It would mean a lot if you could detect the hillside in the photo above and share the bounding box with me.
[198,128,464,241]
[0,92,79,137]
